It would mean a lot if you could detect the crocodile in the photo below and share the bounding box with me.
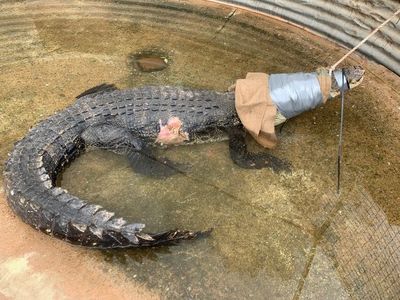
[3,66,364,249]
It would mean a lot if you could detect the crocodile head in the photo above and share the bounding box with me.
[344,65,365,89]
[330,66,365,98]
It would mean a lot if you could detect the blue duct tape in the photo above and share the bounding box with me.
[269,72,323,119]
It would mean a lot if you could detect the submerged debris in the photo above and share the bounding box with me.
[129,50,169,73]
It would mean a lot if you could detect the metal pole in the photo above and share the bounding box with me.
[337,69,346,195]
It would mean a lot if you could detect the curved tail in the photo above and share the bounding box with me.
[4,171,208,248]
[3,111,207,249]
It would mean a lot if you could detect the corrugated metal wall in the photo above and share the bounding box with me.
[218,0,400,75]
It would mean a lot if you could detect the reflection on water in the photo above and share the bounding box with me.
[1,0,399,299]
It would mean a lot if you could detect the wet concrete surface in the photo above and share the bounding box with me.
[0,188,157,300]
[0,0,399,299]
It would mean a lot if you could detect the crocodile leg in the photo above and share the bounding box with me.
[82,124,186,178]
[227,125,291,172]
[81,123,142,150]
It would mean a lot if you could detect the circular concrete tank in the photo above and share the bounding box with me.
[0,1,399,299]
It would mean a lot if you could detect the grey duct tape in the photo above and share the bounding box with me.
[269,70,348,119]
[333,70,349,92]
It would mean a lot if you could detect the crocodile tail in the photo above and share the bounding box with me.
[3,126,205,250]
[11,188,206,249]
[147,228,212,246]
[4,176,206,249]
[54,199,209,248]
[84,220,209,249]
[98,228,210,249]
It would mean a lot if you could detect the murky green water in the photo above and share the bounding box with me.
[1,0,399,299]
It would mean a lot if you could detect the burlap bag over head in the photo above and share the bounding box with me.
[235,69,332,149]
[235,72,277,148]
[316,67,333,103]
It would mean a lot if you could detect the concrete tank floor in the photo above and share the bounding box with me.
[0,0,399,299]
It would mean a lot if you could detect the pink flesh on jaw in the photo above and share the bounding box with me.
[156,117,189,145]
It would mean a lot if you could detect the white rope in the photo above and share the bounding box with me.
[329,8,400,74]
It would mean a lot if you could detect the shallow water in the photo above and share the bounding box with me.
[1,0,399,299]
[63,148,319,298]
